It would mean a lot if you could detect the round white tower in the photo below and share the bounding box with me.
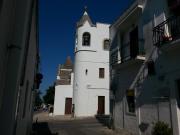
[73,9,110,117]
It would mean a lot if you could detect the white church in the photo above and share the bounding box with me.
[54,9,110,117]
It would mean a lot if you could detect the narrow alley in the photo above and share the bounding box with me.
[32,112,130,135]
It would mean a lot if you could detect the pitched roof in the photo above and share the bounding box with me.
[60,56,73,69]
[65,56,72,66]
[77,11,95,27]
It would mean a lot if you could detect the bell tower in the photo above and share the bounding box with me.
[73,7,110,117]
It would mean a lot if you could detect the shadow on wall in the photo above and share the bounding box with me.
[32,122,58,135]
[112,51,179,133]
[113,52,179,108]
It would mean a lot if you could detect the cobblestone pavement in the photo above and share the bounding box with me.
[32,112,131,135]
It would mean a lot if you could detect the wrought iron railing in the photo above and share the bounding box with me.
[168,0,180,6]
[110,39,145,65]
[168,0,180,12]
[153,15,180,47]
[120,42,131,62]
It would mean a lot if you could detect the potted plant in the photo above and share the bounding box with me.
[152,121,172,135]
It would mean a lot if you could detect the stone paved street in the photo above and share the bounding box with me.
[32,112,114,135]
[32,112,131,135]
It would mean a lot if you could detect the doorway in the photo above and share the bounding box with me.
[65,98,72,115]
[130,26,139,58]
[98,96,105,115]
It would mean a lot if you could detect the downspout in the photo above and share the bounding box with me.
[138,107,142,135]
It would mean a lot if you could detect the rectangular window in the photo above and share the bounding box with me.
[99,68,105,78]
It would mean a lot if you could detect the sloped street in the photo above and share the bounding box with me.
[32,112,116,135]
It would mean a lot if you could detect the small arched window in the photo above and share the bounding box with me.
[103,39,110,50]
[82,32,91,46]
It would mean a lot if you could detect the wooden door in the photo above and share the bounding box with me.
[98,96,105,115]
[130,26,139,58]
[65,98,72,115]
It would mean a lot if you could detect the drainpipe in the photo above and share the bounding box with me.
[123,96,125,128]
[138,107,142,135]
[169,97,173,135]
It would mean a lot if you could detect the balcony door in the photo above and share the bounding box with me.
[130,27,139,58]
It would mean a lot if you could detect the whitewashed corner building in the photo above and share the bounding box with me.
[73,10,110,117]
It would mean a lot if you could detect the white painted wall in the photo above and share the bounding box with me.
[53,85,73,115]
[110,0,180,135]
[73,15,110,117]
[54,73,73,115]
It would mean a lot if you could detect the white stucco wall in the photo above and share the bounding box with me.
[53,73,73,115]
[53,85,73,115]
[73,18,110,117]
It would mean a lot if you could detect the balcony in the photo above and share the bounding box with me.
[153,16,180,48]
[120,39,145,63]
[110,41,145,69]
[111,0,143,32]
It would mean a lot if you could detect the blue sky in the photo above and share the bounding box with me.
[39,0,133,95]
